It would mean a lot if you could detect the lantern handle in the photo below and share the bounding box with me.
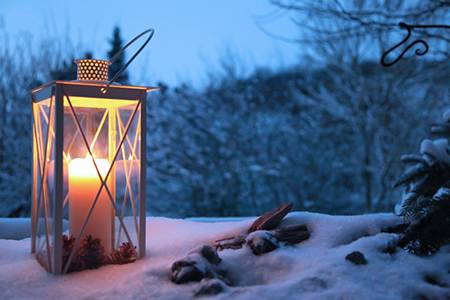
[102,28,155,93]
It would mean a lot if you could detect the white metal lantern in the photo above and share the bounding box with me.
[30,53,156,274]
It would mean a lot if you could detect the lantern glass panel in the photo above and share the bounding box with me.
[32,91,56,271]
[60,93,142,271]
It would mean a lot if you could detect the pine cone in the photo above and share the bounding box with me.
[109,242,137,264]
[77,235,106,269]
[62,235,83,272]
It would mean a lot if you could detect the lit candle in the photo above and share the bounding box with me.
[68,156,112,253]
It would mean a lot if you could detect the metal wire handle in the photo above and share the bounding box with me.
[101,28,155,93]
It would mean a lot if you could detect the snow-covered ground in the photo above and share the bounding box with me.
[0,212,449,299]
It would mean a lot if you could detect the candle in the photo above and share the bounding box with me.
[68,157,112,253]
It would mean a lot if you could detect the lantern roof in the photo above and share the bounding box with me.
[31,80,159,94]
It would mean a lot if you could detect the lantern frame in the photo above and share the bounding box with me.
[31,80,156,274]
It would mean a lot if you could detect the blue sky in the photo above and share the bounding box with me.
[0,0,299,87]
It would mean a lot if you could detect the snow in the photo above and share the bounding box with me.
[420,139,450,164]
[443,109,450,123]
[0,213,449,299]
[0,219,68,240]
[0,218,32,240]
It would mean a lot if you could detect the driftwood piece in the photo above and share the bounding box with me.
[200,245,222,265]
[273,224,310,244]
[171,204,312,287]
[248,203,293,233]
[246,231,279,255]
[246,224,310,255]
[214,235,246,251]
[171,260,205,284]
[214,204,308,252]
[345,251,368,265]
[194,279,227,297]
[171,245,230,284]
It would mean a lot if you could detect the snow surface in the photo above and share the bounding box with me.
[0,213,449,300]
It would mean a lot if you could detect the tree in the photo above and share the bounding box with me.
[107,26,129,84]
[0,30,78,216]
[266,0,450,212]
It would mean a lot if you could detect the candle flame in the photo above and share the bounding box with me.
[68,157,110,178]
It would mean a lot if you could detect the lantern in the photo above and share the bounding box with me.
[31,58,156,274]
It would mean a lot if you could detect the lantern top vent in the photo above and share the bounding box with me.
[75,59,110,82]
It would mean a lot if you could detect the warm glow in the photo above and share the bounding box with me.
[68,156,112,254]
[68,157,110,179]
[34,96,137,109]
[63,96,137,109]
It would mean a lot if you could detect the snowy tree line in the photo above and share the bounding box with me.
[148,0,449,216]
[0,0,449,217]
[147,61,448,217]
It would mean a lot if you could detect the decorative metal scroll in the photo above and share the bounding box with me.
[381,22,450,67]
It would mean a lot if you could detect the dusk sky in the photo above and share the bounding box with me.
[0,0,299,87]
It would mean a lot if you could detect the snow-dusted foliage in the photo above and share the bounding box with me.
[393,110,450,254]
[395,137,450,217]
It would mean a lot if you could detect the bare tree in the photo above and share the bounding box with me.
[265,0,449,211]
[0,27,82,216]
